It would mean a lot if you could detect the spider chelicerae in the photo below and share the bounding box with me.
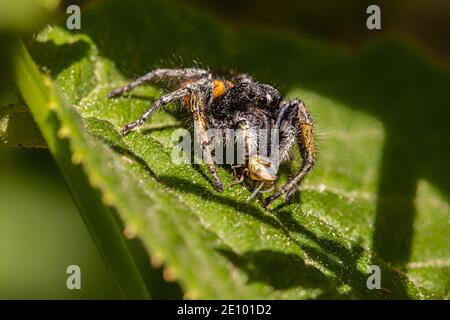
[109,68,316,207]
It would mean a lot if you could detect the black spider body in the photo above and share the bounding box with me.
[109,68,315,207]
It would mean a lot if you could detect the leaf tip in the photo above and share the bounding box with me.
[150,254,163,269]
[101,192,115,206]
[42,75,52,88]
[183,290,198,300]
[88,174,100,187]
[57,126,70,139]
[123,224,138,239]
[48,100,58,111]
[71,150,84,164]
[163,266,177,282]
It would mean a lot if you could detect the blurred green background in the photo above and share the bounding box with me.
[184,0,450,59]
[0,0,449,299]
[0,148,120,299]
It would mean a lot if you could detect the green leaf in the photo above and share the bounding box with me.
[14,0,450,299]
[0,0,60,148]
[0,102,46,148]
[12,38,150,300]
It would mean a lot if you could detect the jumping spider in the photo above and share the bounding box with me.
[109,68,315,207]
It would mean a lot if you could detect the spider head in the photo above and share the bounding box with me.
[248,155,278,182]
[231,82,281,110]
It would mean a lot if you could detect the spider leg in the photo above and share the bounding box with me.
[108,68,210,98]
[188,81,224,192]
[231,163,246,174]
[274,100,297,162]
[121,78,210,135]
[260,182,275,193]
[229,168,248,187]
[247,181,265,201]
[264,99,316,207]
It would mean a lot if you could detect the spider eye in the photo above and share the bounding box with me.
[247,92,256,100]
[270,98,278,107]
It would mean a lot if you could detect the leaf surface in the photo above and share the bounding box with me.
[14,0,450,299]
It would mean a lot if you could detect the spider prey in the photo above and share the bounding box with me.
[109,68,316,207]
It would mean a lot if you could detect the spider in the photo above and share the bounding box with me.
[109,68,315,207]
